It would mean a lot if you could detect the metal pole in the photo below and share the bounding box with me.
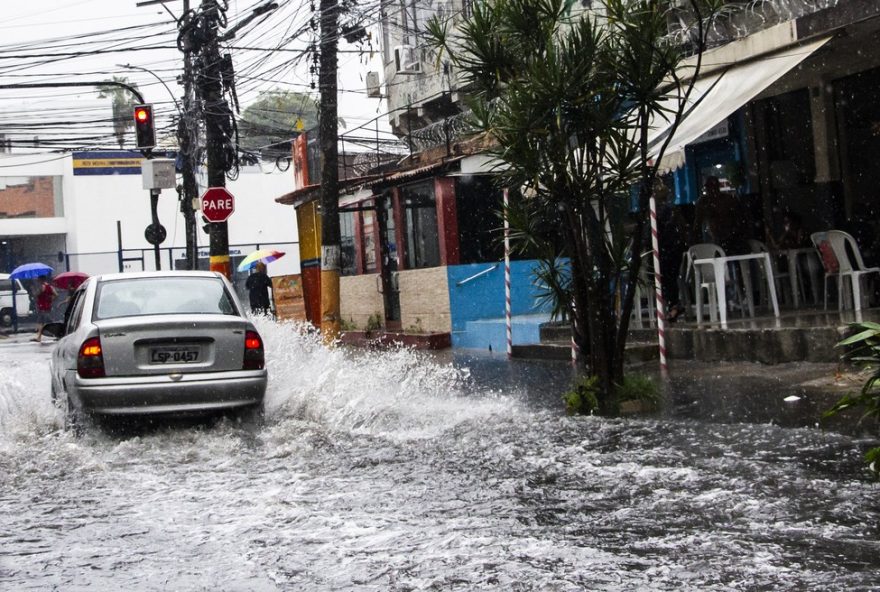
[503,188,512,358]
[649,196,669,377]
[117,220,124,272]
[11,280,18,334]
[150,189,162,270]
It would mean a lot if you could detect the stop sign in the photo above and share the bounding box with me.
[201,187,235,222]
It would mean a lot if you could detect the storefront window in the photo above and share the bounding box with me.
[402,181,440,269]
[362,209,378,273]
[340,210,356,276]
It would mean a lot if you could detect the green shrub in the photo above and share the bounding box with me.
[365,313,383,333]
[563,376,600,416]
[825,322,880,477]
[615,374,660,411]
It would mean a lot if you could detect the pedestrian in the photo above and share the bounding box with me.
[654,180,688,321]
[245,261,273,316]
[31,276,58,343]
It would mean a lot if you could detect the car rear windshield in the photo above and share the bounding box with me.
[94,277,238,320]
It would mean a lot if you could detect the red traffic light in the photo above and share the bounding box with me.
[133,104,155,149]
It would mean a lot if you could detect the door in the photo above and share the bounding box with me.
[376,194,400,327]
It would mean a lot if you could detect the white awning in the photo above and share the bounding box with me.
[648,36,831,172]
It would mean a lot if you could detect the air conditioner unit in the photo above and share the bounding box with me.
[393,45,421,75]
[366,71,382,98]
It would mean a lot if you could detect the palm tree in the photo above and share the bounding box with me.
[428,0,725,412]
[98,76,140,149]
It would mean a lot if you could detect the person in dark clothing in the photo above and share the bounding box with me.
[245,262,273,316]
[654,181,689,321]
[694,176,746,255]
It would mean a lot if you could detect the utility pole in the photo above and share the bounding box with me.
[197,0,232,279]
[318,0,342,340]
[178,0,200,270]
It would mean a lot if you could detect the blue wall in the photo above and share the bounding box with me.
[446,260,557,349]
[447,260,552,330]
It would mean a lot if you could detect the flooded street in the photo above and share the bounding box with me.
[1,320,878,591]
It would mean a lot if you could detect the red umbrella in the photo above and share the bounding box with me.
[52,271,89,290]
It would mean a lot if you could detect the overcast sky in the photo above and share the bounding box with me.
[0,0,391,151]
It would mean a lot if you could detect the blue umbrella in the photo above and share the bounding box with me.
[10,262,53,280]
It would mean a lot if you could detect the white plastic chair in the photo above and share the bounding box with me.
[686,243,725,323]
[632,252,655,329]
[810,230,880,312]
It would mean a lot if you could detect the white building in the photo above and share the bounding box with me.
[0,151,300,285]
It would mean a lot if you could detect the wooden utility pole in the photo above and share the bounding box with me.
[318,0,342,339]
[178,0,200,270]
[198,0,232,279]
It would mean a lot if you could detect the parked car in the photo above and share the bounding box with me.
[0,273,32,327]
[44,271,267,430]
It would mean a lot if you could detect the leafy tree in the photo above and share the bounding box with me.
[239,90,320,157]
[97,76,140,149]
[428,0,725,413]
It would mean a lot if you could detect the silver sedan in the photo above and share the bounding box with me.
[45,271,267,430]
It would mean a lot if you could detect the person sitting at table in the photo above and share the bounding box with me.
[694,176,746,255]
[766,211,808,251]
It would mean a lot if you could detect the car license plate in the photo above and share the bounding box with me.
[150,347,199,364]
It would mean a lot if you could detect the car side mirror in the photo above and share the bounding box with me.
[40,322,67,339]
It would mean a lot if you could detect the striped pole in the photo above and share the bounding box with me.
[503,188,512,358]
[649,196,669,377]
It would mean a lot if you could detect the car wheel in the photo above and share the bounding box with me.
[237,403,265,427]
[59,392,87,437]
[0,308,12,328]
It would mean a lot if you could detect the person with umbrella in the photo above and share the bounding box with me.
[245,261,273,316]
[239,250,285,317]
[31,275,58,342]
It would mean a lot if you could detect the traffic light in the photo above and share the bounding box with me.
[133,104,156,149]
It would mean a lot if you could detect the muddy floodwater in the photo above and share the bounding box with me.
[1,320,878,591]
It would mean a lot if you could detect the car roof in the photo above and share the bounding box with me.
[95,271,225,283]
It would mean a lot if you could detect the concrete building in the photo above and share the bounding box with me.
[0,150,299,297]
[280,0,880,352]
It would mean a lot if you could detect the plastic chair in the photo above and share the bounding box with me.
[632,252,656,329]
[747,239,792,307]
[810,230,880,312]
[686,243,725,323]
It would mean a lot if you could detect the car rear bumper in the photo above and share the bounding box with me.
[71,369,267,416]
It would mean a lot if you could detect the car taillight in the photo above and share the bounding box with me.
[77,337,105,378]
[243,330,264,370]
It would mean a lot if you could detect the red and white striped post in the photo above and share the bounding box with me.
[503,188,512,358]
[649,196,669,377]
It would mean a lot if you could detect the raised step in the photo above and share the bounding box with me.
[512,342,659,363]
[538,321,845,363]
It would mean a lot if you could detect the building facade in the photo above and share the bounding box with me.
[280,0,880,350]
[0,151,299,304]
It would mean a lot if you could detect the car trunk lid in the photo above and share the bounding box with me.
[96,315,249,377]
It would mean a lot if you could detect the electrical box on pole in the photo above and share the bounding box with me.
[133,104,156,149]
[142,158,176,190]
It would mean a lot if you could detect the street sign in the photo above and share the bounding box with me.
[144,223,167,245]
[200,187,235,223]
